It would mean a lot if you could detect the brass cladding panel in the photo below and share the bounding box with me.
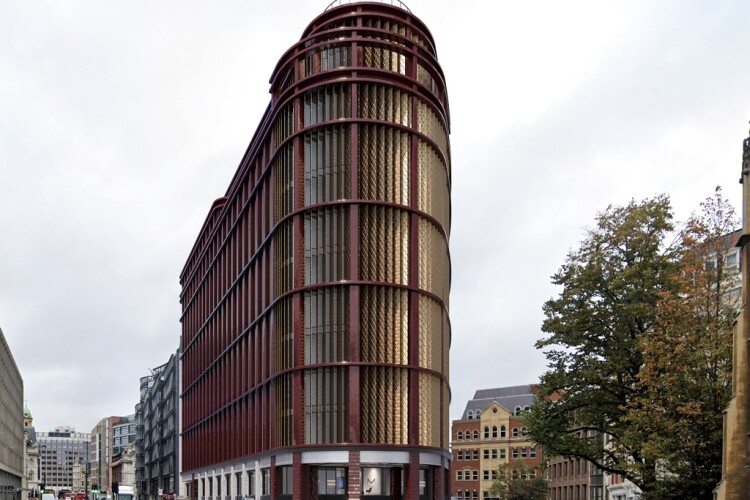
[358,124,410,206]
[418,372,442,447]
[359,205,409,285]
[417,100,449,163]
[304,287,349,365]
[417,140,450,234]
[418,294,443,373]
[360,285,409,365]
[360,365,408,444]
[304,206,350,286]
[418,218,450,305]
[304,124,351,206]
[358,83,411,127]
[362,45,406,75]
[274,372,294,448]
[273,219,295,298]
[304,367,349,444]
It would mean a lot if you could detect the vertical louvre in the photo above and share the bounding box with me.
[416,63,439,96]
[304,125,351,205]
[304,367,349,444]
[303,84,352,127]
[273,219,294,298]
[417,100,448,159]
[359,205,409,284]
[273,297,294,371]
[304,206,350,285]
[274,372,293,447]
[418,218,450,304]
[304,287,349,364]
[443,308,450,382]
[358,83,410,126]
[273,102,295,149]
[418,295,442,372]
[360,366,408,444]
[362,17,406,37]
[360,286,408,365]
[300,45,352,78]
[418,372,442,447]
[417,140,450,234]
[274,142,295,223]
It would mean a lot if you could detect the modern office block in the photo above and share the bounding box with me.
[180,2,451,498]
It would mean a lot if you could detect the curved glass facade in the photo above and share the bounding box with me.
[180,2,451,498]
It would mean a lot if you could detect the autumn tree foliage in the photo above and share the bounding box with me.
[488,460,547,500]
[627,187,738,498]
[526,190,738,499]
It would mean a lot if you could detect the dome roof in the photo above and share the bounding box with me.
[23,406,32,418]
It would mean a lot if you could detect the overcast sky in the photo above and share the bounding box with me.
[1,0,749,434]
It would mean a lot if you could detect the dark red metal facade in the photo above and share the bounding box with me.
[180,2,451,498]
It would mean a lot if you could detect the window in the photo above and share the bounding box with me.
[500,426,506,438]
[512,428,519,438]
[472,471,478,481]
[530,448,537,459]
[318,467,346,495]
[511,470,519,480]
[467,410,474,420]
[491,449,497,459]
[521,448,527,458]
[522,427,528,436]
[457,431,463,440]
[473,431,479,440]
[512,449,519,459]
[492,426,498,438]
[457,471,463,481]
[279,466,293,495]
[530,469,537,478]
[500,448,506,459]
[457,451,463,460]
[491,471,497,480]
[483,450,489,460]
[483,470,489,481]
[457,493,463,500]
[261,469,270,495]
[473,450,479,460]
[514,406,522,416]
[484,426,490,439]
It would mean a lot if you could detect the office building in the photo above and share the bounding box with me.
[450,386,543,500]
[135,352,180,500]
[37,427,89,493]
[179,1,451,498]
[0,328,24,500]
[90,417,130,494]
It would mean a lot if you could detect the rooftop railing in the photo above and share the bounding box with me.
[325,0,411,13]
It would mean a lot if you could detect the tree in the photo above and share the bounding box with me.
[526,191,739,499]
[488,461,547,500]
[626,186,738,499]
[525,195,680,495]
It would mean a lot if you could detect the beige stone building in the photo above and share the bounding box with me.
[714,128,750,498]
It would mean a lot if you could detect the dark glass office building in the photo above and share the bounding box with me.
[180,2,451,498]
